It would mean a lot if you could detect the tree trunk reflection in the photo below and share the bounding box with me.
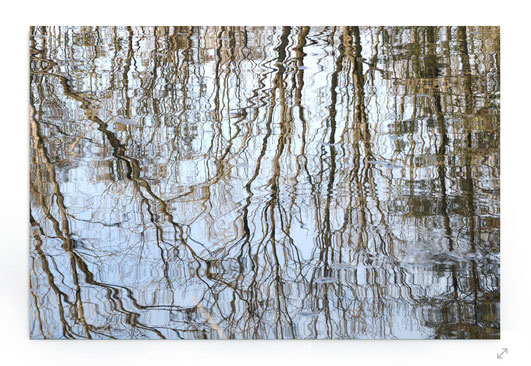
[29,26,500,339]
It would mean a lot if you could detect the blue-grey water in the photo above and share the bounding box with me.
[29,26,500,339]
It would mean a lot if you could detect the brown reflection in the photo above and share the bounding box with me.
[29,26,499,339]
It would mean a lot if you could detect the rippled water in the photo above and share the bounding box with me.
[29,26,500,339]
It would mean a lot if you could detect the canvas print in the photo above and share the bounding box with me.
[29,26,500,339]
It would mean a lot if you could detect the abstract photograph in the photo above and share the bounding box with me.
[29,26,500,339]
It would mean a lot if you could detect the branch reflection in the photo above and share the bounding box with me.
[29,26,500,339]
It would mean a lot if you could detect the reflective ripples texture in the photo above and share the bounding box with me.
[29,26,500,339]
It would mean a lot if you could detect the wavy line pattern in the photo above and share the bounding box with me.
[29,26,500,339]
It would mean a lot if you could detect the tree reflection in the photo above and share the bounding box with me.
[29,26,500,339]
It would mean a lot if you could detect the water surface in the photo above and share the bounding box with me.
[29,26,500,339]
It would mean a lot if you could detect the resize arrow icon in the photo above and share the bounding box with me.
[497,348,508,359]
